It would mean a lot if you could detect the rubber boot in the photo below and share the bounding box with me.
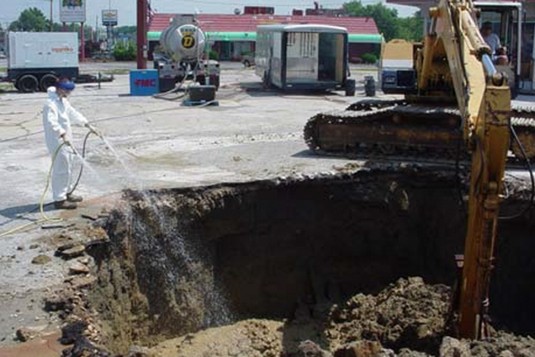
[67,194,83,202]
[54,200,77,210]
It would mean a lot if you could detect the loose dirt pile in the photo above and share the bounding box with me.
[146,277,535,357]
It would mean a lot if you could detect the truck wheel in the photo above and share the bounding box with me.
[17,75,39,93]
[40,74,58,91]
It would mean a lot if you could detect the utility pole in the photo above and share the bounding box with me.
[137,0,147,69]
[80,22,85,61]
[43,0,53,31]
[107,0,112,51]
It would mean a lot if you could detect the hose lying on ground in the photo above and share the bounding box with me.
[0,131,97,238]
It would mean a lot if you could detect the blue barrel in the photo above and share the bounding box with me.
[130,69,159,96]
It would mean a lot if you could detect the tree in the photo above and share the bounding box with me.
[116,26,137,35]
[113,41,136,61]
[344,1,400,41]
[343,1,423,42]
[8,7,49,32]
[397,11,424,42]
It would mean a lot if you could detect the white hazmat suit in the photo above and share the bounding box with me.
[43,86,88,202]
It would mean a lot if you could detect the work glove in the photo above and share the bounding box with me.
[62,136,72,147]
[62,137,81,156]
[85,123,103,138]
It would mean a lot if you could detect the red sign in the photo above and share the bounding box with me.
[134,79,156,87]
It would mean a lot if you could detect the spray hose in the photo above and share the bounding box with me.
[0,130,99,238]
[68,130,96,198]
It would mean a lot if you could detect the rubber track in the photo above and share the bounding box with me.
[304,100,535,161]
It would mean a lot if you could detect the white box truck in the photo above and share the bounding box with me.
[5,32,79,92]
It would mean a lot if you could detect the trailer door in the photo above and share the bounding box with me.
[318,32,345,82]
[270,32,283,87]
[286,32,319,83]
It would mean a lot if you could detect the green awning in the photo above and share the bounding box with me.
[148,31,383,44]
[348,34,383,44]
[148,31,256,42]
[207,32,257,41]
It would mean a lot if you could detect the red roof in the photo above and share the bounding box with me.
[387,0,528,5]
[148,13,379,35]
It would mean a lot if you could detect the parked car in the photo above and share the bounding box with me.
[242,54,255,67]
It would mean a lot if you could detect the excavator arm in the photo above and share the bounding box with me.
[459,77,510,339]
[304,0,526,337]
[424,0,511,338]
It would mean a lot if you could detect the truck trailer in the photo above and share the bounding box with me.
[5,32,79,93]
[255,24,351,93]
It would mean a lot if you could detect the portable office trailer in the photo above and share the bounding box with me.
[255,24,349,91]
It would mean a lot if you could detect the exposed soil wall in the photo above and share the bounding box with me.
[87,168,535,354]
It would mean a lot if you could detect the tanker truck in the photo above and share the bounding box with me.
[154,15,220,92]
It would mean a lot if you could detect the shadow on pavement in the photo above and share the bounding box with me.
[0,202,56,227]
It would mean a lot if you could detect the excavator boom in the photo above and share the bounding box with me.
[304,0,532,339]
[459,76,510,338]
[405,0,513,337]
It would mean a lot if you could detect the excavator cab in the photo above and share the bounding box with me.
[379,1,523,98]
[476,1,522,97]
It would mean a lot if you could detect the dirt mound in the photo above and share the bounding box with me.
[145,277,535,357]
[150,320,284,357]
[325,277,450,353]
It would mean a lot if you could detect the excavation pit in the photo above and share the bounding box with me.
[87,167,535,355]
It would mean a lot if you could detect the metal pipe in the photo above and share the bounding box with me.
[481,54,497,76]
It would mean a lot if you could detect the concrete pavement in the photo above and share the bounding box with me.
[0,61,381,347]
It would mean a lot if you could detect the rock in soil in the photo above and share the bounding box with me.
[31,254,51,265]
[69,261,90,275]
[58,245,86,260]
[61,336,111,357]
[15,327,36,342]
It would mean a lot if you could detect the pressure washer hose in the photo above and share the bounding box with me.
[0,130,97,238]
[38,141,69,222]
[68,130,94,198]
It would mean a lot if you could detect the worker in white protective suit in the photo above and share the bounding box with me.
[42,78,98,209]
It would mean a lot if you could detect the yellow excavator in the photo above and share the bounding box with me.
[305,0,534,339]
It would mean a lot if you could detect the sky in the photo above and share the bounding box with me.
[0,0,418,27]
